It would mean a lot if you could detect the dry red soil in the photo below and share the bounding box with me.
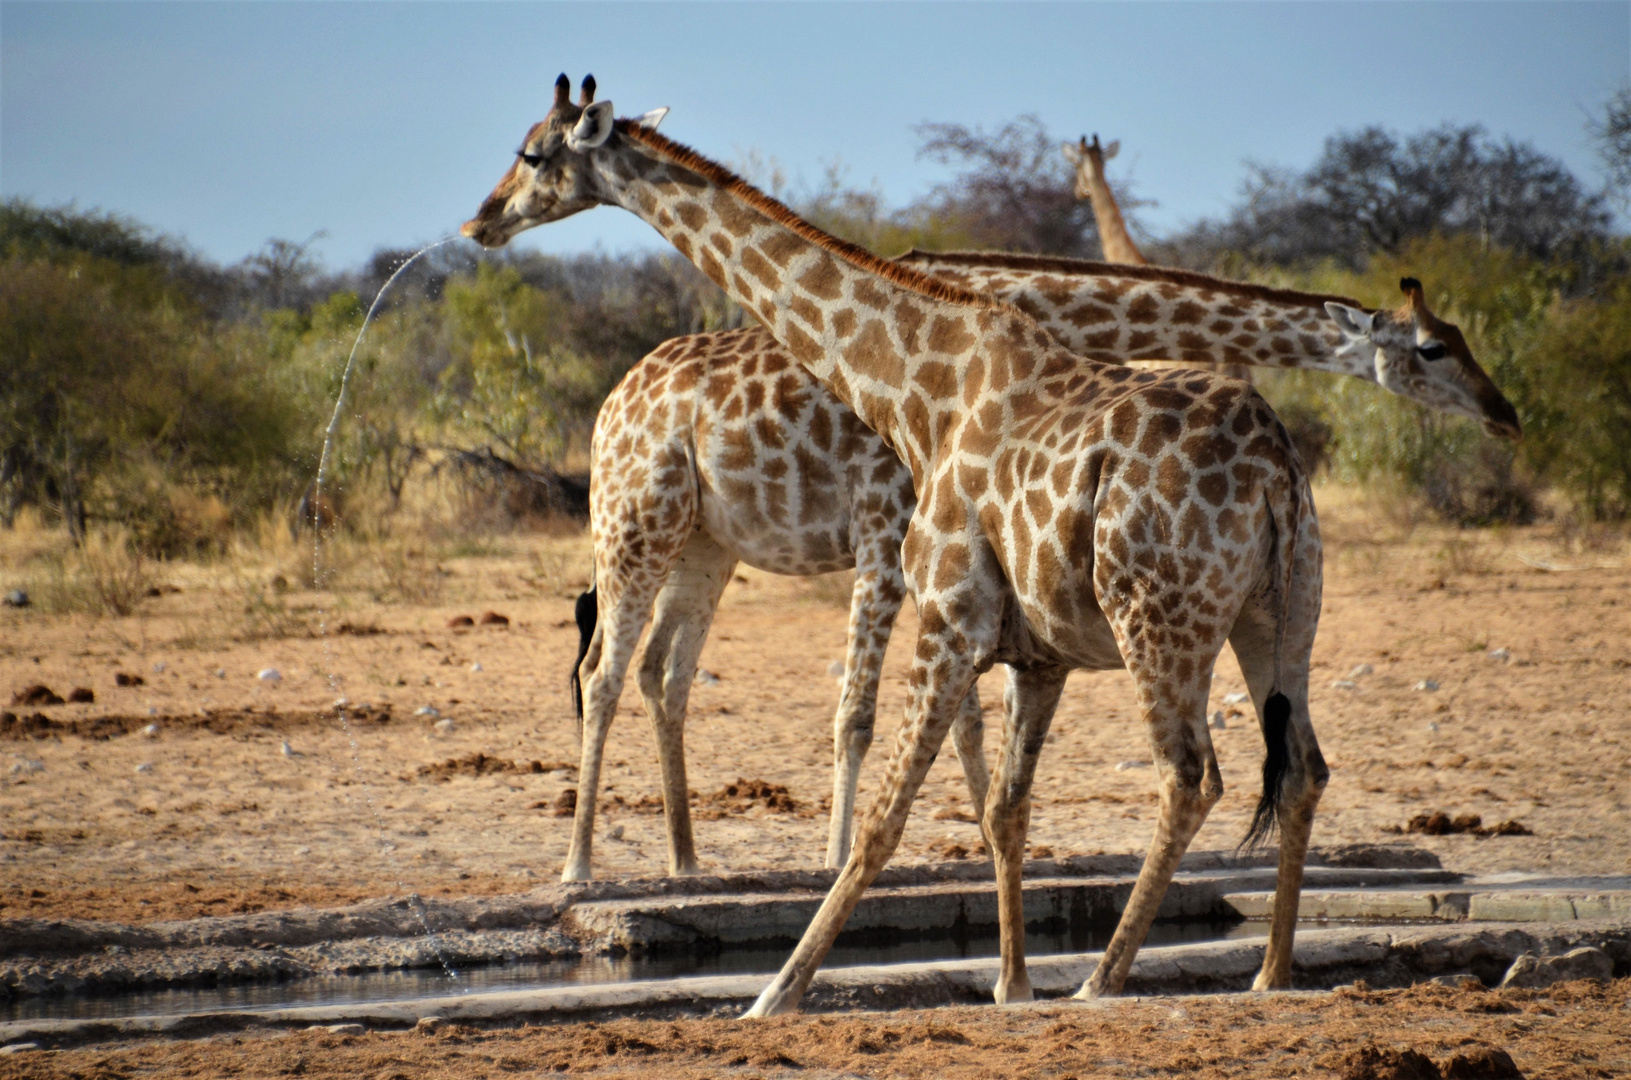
[2,493,1628,1072]
[3,981,1628,1078]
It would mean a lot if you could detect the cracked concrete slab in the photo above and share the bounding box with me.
[0,854,1455,1002]
[3,919,1627,1050]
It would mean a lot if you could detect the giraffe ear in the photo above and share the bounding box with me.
[635,107,670,132]
[1325,302,1381,341]
[1102,139,1120,161]
[1061,139,1086,165]
[566,100,616,152]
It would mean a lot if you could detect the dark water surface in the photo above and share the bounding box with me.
[0,917,1396,1025]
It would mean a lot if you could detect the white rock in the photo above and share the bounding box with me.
[608,824,625,840]
[257,668,281,683]
[214,668,226,678]
[1209,710,1227,731]
[433,718,456,735]
[1115,760,1151,772]
[1330,679,1359,691]
[296,846,312,856]
[10,759,44,776]
[0,1043,41,1054]
[146,707,158,716]
[324,1023,365,1036]
[140,723,159,738]
[1414,679,1440,692]
[1487,647,1512,662]
[827,660,846,677]
[134,763,153,774]
[469,662,483,673]
[414,706,441,718]
[415,1016,445,1033]
[695,669,720,685]
[1427,721,1440,733]
[1222,692,1250,705]
[152,661,166,673]
[333,696,348,707]
[1348,663,1374,678]
[1500,947,1613,989]
[280,740,300,758]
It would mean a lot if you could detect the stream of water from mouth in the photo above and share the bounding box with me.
[307,237,466,991]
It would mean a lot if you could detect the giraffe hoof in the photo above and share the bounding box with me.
[560,864,593,883]
[993,980,1034,1005]
[744,982,800,1018]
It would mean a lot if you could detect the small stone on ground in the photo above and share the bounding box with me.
[1499,947,1613,989]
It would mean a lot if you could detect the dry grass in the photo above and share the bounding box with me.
[802,569,857,608]
[371,541,449,605]
[1315,481,1629,584]
[4,480,1623,652]
[1,519,158,617]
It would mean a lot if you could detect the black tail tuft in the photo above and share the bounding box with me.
[1241,691,1292,851]
[569,586,597,731]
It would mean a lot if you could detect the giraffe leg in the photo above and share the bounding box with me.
[747,578,997,1017]
[565,566,669,882]
[637,532,737,877]
[825,547,906,868]
[987,665,1068,1005]
[1229,584,1325,991]
[950,683,992,853]
[1076,658,1223,998]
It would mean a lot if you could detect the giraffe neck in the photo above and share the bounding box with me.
[898,251,1378,383]
[595,124,1014,484]
[1080,170,1147,266]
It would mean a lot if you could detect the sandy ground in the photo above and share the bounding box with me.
[2,980,1628,1078]
[3,491,1629,927]
[2,491,1630,1073]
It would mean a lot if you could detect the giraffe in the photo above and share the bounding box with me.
[461,77,1513,1009]
[1062,134,1148,266]
[898,250,1516,428]
[1062,132,1253,382]
[566,327,989,880]
[565,248,1519,880]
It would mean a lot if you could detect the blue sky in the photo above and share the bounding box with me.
[3,2,1626,270]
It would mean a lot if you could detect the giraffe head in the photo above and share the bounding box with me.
[461,74,668,248]
[1061,134,1118,199]
[1324,278,1521,440]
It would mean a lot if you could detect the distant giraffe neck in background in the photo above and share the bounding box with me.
[899,251,1373,379]
[1074,139,1147,266]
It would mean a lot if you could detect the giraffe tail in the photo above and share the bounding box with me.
[569,583,597,737]
[1241,450,1304,852]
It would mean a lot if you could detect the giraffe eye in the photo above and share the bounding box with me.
[518,151,544,169]
[1417,343,1448,361]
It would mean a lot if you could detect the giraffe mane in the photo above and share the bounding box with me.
[617,121,995,310]
[901,249,1370,313]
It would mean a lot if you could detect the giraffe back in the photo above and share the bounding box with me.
[592,328,916,578]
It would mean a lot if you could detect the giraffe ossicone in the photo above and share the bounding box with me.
[461,77,1450,1013]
